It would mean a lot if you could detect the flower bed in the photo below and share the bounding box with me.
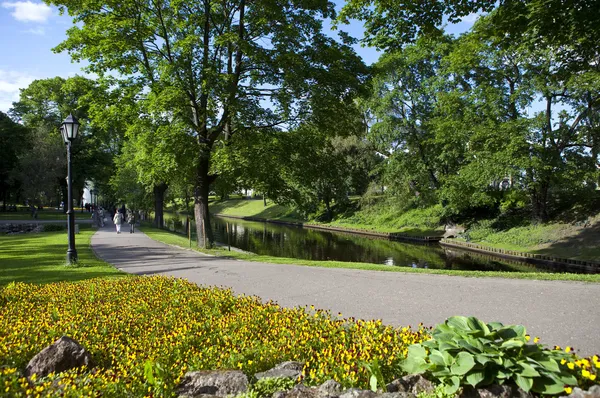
[0,276,428,396]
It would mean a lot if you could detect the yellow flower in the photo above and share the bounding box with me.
[582,370,590,378]
[525,335,531,342]
[564,387,572,394]
[561,359,567,365]
[568,363,575,370]
[565,346,572,353]
[590,374,597,381]
[533,337,540,343]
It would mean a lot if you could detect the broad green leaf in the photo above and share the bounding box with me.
[466,370,485,387]
[400,357,430,374]
[430,350,448,366]
[444,376,460,395]
[518,362,540,377]
[451,351,475,375]
[475,354,493,365]
[535,358,560,373]
[467,317,490,336]
[407,344,428,359]
[500,339,524,349]
[447,316,470,331]
[515,375,533,392]
[369,375,378,392]
[532,376,568,395]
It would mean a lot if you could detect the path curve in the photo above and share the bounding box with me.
[91,226,600,355]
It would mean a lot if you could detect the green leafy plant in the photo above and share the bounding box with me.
[251,377,297,398]
[401,316,578,395]
[362,359,386,392]
[417,383,457,398]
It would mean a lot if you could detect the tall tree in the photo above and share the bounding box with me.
[0,112,30,209]
[50,0,367,247]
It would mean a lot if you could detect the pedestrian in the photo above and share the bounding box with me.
[113,210,124,234]
[126,210,135,233]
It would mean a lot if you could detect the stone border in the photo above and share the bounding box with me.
[440,239,600,273]
[213,214,442,243]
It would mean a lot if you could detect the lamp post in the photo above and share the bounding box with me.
[61,114,80,264]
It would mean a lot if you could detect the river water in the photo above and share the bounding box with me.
[206,217,552,273]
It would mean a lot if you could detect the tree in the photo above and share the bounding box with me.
[339,0,600,66]
[0,112,30,209]
[49,0,367,247]
[11,76,118,209]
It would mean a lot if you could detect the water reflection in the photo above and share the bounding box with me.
[209,217,552,273]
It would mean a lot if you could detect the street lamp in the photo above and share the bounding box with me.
[61,114,80,264]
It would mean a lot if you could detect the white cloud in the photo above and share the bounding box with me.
[2,1,53,23]
[0,70,37,113]
[23,26,45,35]
[461,13,480,24]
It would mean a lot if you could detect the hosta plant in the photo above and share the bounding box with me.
[400,316,594,395]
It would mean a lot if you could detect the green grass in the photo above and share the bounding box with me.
[464,216,600,261]
[209,199,303,221]
[0,211,69,220]
[0,226,125,286]
[139,226,600,282]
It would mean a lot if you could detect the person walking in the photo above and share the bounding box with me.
[113,210,124,234]
[126,209,135,233]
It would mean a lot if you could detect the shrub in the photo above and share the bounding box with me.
[400,316,598,395]
[42,224,66,232]
[0,277,428,396]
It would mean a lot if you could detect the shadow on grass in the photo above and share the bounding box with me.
[533,221,600,261]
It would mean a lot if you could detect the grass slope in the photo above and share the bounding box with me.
[210,199,302,221]
[139,226,600,282]
[0,227,125,286]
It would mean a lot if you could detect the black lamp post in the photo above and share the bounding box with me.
[61,114,80,264]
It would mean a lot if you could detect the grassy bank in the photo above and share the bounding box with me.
[208,199,444,236]
[206,199,599,262]
[0,226,125,286]
[139,226,600,282]
[461,216,600,261]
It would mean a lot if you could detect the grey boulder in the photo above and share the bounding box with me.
[255,361,305,380]
[177,370,248,397]
[25,336,93,378]
[386,375,435,395]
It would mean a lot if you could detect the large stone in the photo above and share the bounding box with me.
[386,375,435,395]
[459,384,532,398]
[25,336,93,378]
[380,393,416,398]
[339,388,378,398]
[560,386,600,398]
[319,380,343,395]
[177,370,248,397]
[273,384,321,398]
[255,361,305,380]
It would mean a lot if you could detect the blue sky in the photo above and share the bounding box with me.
[0,0,478,113]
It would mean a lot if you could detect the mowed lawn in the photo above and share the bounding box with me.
[0,228,125,286]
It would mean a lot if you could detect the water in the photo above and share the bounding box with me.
[206,217,554,273]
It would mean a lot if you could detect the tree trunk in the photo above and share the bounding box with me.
[194,155,214,248]
[153,182,168,228]
[531,182,549,222]
[263,194,266,207]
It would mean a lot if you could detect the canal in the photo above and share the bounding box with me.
[204,217,552,273]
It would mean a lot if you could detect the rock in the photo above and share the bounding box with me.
[560,386,600,398]
[274,384,321,398]
[386,375,434,395]
[459,384,532,398]
[319,380,343,394]
[380,393,416,398]
[255,361,305,380]
[25,336,93,378]
[177,370,248,397]
[339,388,378,398]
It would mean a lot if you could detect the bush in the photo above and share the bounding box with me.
[400,316,599,395]
[42,224,66,232]
[0,277,428,396]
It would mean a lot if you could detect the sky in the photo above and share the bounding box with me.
[0,0,478,113]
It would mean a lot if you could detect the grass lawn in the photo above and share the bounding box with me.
[0,226,125,286]
[0,211,69,220]
[209,199,303,221]
[139,226,600,283]
[462,216,600,262]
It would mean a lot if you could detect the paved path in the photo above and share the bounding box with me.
[91,226,600,355]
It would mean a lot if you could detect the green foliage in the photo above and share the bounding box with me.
[416,383,456,398]
[361,359,386,392]
[42,224,66,232]
[251,377,297,398]
[401,316,584,395]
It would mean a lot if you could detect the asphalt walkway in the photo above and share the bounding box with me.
[91,224,600,355]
